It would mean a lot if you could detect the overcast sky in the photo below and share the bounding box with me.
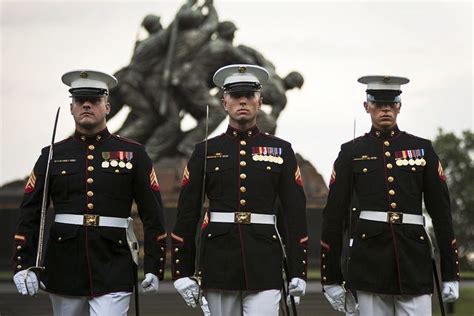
[1,0,472,187]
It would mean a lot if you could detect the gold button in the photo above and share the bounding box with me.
[17,256,21,260]
[87,203,94,210]
[385,151,391,157]
[384,141,390,146]
[80,136,86,141]
[323,276,327,281]
[387,163,393,169]
[115,169,120,173]
[176,270,180,275]
[266,166,271,170]
[87,155,94,160]
[240,173,247,179]
[456,261,459,264]
[390,202,397,209]
[272,235,277,240]
[159,269,163,273]
[389,190,395,195]
[175,259,180,263]
[352,207,357,211]
[322,265,326,269]
[362,168,368,173]
[58,237,62,241]
[240,150,246,156]
[411,167,416,171]
[420,236,424,240]
[16,245,22,250]
[17,265,22,269]
[302,260,306,264]
[455,249,458,254]
[161,247,164,251]
[96,135,101,141]
[174,248,179,252]
[240,199,246,206]
[240,140,246,146]
[322,254,326,258]
[87,191,94,197]
[456,272,460,276]
[388,176,394,182]
[304,249,307,253]
[362,234,366,238]
[61,170,66,175]
[118,240,123,244]
[160,257,164,262]
[240,161,246,167]
[240,186,246,193]
[198,271,202,276]
[302,272,306,276]
[87,178,94,184]
[88,145,95,150]
[214,166,220,171]
[88,166,94,172]
[208,233,212,237]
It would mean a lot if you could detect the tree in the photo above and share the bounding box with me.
[432,129,474,270]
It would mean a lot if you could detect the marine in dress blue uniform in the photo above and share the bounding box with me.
[321,75,460,315]
[171,65,308,315]
[12,70,167,315]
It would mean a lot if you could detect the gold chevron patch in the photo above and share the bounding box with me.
[24,170,37,193]
[149,167,160,191]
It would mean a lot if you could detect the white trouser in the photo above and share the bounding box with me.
[49,292,131,316]
[204,289,281,316]
[356,291,431,316]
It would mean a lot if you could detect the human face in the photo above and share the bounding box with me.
[364,101,401,131]
[70,96,110,135]
[222,91,262,130]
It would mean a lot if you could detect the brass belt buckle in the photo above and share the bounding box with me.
[388,212,403,224]
[234,212,251,224]
[84,214,99,226]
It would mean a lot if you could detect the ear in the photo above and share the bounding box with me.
[397,102,402,113]
[258,95,263,109]
[105,102,111,115]
[221,97,228,111]
[363,101,369,113]
[70,103,73,114]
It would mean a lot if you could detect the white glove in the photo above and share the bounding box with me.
[286,277,306,305]
[442,281,459,302]
[141,273,159,294]
[13,270,39,296]
[323,284,358,313]
[174,277,200,308]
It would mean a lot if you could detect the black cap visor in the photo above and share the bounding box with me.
[69,87,109,97]
[367,89,401,103]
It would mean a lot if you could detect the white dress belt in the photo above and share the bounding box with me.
[210,211,275,225]
[360,210,425,226]
[54,214,128,228]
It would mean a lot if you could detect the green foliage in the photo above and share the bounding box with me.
[433,129,474,270]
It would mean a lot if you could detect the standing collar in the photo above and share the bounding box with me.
[225,125,260,139]
[369,125,401,139]
[73,127,111,143]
